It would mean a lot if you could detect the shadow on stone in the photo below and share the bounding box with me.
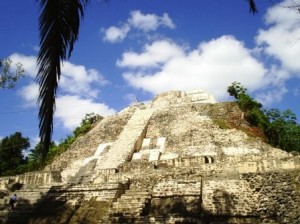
[5,186,76,224]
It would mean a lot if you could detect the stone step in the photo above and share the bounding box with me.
[70,158,99,184]
[0,198,8,204]
[10,205,35,212]
[48,190,117,197]
[1,196,41,206]
[148,216,165,224]
[0,210,9,215]
[0,204,8,211]
[50,182,121,192]
[112,204,148,211]
[95,108,154,170]
[13,200,40,206]
[112,198,147,206]
[111,209,143,217]
[112,206,143,211]
[119,196,151,202]
[110,189,151,218]
[111,207,144,213]
[12,191,46,197]
[117,198,151,206]
[112,200,146,207]
[110,215,147,224]
[3,211,33,224]
[118,189,151,198]
[122,190,151,195]
[16,187,50,192]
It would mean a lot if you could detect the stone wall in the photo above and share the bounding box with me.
[150,179,202,217]
[121,154,300,177]
[243,172,300,223]
[152,179,201,197]
[151,90,216,109]
[118,160,300,223]
[0,171,61,190]
[202,177,257,216]
[201,172,300,223]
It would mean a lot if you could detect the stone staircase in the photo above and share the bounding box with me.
[0,180,130,224]
[69,158,98,184]
[65,108,154,186]
[110,188,152,223]
[94,108,154,171]
[0,185,53,224]
[48,182,126,202]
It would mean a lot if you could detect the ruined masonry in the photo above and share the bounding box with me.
[0,89,300,224]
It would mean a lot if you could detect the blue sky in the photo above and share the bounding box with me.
[0,0,299,150]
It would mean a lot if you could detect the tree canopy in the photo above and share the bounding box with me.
[0,132,30,175]
[0,58,24,89]
[227,82,300,153]
[0,113,102,176]
[265,109,300,152]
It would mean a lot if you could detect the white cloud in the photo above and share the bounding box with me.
[14,54,115,131]
[117,40,184,68]
[24,135,41,156]
[256,0,300,75]
[9,53,37,77]
[128,10,175,32]
[293,88,299,96]
[55,95,116,130]
[123,93,139,105]
[102,11,175,43]
[121,36,267,100]
[255,86,288,106]
[11,54,108,99]
[249,65,290,105]
[60,62,108,98]
[160,13,175,29]
[18,82,39,107]
[264,65,291,87]
[33,45,40,52]
[103,24,130,43]
[31,136,40,147]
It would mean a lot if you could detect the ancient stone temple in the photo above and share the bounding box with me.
[0,90,299,224]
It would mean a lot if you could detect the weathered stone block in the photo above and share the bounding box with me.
[150,196,201,217]
[149,151,161,162]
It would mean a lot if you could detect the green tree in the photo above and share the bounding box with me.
[265,109,300,152]
[25,113,101,170]
[228,82,300,152]
[227,82,268,128]
[0,58,24,89]
[0,132,30,175]
[28,143,45,163]
[25,141,56,171]
[73,113,102,137]
[35,0,258,159]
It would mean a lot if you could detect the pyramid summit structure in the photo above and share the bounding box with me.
[0,89,299,224]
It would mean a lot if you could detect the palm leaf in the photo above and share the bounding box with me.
[246,0,258,14]
[36,0,90,160]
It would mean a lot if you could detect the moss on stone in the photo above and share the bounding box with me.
[213,119,232,129]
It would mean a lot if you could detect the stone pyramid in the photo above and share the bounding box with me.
[0,89,299,224]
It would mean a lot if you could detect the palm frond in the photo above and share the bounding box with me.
[246,0,258,14]
[36,0,90,159]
